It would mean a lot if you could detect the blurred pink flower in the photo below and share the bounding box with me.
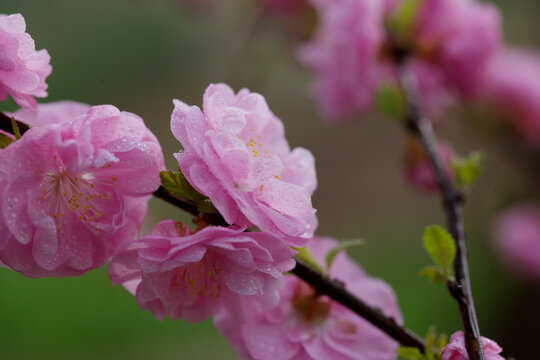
[403,137,454,193]
[171,83,317,241]
[481,50,540,149]
[108,220,296,322]
[0,13,52,109]
[215,236,402,360]
[414,0,502,98]
[493,204,540,281]
[298,0,386,122]
[0,105,164,278]
[12,100,90,127]
[441,331,504,360]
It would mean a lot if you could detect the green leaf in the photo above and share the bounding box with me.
[423,225,456,278]
[159,170,218,214]
[437,333,448,357]
[418,265,446,285]
[0,133,14,149]
[293,246,323,273]
[376,81,405,119]
[11,117,21,140]
[397,347,425,360]
[425,326,437,360]
[325,239,366,270]
[386,0,423,38]
[452,151,483,189]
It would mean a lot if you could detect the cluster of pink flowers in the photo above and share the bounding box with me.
[0,13,52,109]
[299,0,502,123]
[299,0,540,152]
[0,102,165,277]
[215,237,403,360]
[0,9,516,360]
[108,83,319,322]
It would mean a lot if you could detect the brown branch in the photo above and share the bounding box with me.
[291,260,426,350]
[152,187,427,353]
[398,64,485,360]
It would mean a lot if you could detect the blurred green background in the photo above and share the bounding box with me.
[0,0,539,359]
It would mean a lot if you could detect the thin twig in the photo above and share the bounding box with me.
[398,64,485,360]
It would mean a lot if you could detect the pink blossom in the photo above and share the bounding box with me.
[298,0,386,122]
[480,50,540,149]
[12,100,90,127]
[414,0,502,98]
[0,13,52,109]
[441,331,504,360]
[171,83,317,241]
[215,236,402,360]
[108,220,296,322]
[493,204,540,281]
[0,105,164,278]
[403,137,454,193]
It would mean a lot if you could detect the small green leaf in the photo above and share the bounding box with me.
[452,151,483,189]
[325,239,366,270]
[397,347,425,360]
[418,265,446,284]
[437,333,448,357]
[386,0,423,38]
[423,225,456,278]
[293,246,323,273]
[0,133,14,149]
[159,170,218,214]
[425,326,437,360]
[376,81,405,119]
[11,117,21,140]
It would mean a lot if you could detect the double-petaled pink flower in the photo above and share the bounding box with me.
[298,0,387,122]
[0,103,164,278]
[0,13,52,109]
[171,83,317,241]
[441,331,504,360]
[215,237,402,360]
[108,220,296,322]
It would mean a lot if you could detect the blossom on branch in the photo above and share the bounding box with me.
[108,220,296,322]
[0,104,164,278]
[441,331,504,360]
[403,137,454,193]
[215,237,402,360]
[0,13,52,109]
[171,83,317,241]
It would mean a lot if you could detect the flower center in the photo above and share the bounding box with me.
[175,253,223,298]
[38,157,117,232]
[292,281,331,324]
